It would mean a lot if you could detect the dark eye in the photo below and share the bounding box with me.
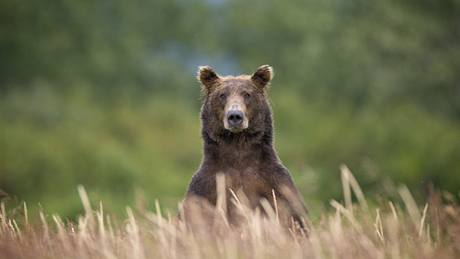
[219,93,226,101]
[243,92,251,99]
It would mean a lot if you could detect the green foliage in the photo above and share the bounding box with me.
[0,0,459,216]
[0,86,201,215]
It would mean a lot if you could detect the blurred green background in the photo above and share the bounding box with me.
[1,0,459,217]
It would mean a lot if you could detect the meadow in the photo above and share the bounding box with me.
[1,1,459,258]
[1,168,459,259]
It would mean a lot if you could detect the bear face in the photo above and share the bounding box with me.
[198,65,274,143]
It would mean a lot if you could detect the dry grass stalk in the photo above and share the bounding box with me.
[0,169,459,259]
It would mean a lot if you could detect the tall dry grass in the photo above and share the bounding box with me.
[1,166,460,259]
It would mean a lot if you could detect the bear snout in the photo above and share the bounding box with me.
[227,110,244,127]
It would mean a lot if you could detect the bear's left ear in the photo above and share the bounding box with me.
[251,65,273,89]
[197,66,221,93]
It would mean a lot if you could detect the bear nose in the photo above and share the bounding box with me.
[227,110,244,127]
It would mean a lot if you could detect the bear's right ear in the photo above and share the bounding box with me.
[197,66,220,93]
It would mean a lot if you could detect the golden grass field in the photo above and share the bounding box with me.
[1,167,459,259]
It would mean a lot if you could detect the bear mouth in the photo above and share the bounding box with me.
[223,118,249,133]
[227,126,245,133]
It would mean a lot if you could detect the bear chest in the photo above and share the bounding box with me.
[222,167,271,196]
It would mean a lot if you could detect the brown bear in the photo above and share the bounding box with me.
[183,65,307,229]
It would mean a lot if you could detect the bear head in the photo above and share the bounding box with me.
[197,65,274,143]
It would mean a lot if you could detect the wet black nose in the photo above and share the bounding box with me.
[227,110,244,127]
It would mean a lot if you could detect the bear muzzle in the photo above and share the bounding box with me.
[227,110,244,126]
[224,105,248,132]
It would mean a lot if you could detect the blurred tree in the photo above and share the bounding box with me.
[0,0,459,215]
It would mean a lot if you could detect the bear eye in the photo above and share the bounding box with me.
[243,92,251,99]
[218,93,226,101]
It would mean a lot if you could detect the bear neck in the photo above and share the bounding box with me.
[201,127,278,169]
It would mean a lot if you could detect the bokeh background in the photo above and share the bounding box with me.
[1,0,459,217]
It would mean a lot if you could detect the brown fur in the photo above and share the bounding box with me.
[183,65,307,229]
